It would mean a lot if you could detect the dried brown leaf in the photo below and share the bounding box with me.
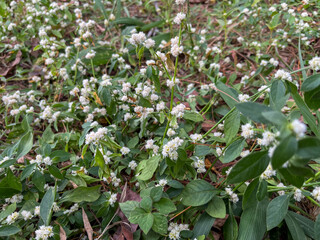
[82,208,93,240]
[0,50,22,76]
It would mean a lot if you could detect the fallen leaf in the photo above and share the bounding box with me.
[82,208,93,240]
[0,51,22,76]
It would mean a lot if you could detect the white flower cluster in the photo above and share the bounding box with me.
[128,160,137,170]
[171,103,186,118]
[294,188,304,202]
[258,131,276,146]
[192,158,206,173]
[290,119,307,137]
[241,123,254,139]
[35,225,54,240]
[128,31,154,48]
[170,36,183,57]
[2,91,21,106]
[261,164,276,179]
[21,210,33,220]
[162,137,184,160]
[274,69,292,82]
[108,192,117,206]
[6,212,19,224]
[30,155,52,166]
[156,179,168,187]
[167,78,180,88]
[173,12,186,25]
[5,194,23,204]
[85,127,108,145]
[110,172,121,187]
[238,94,250,102]
[168,222,189,240]
[309,57,320,71]
[312,187,320,202]
[120,147,130,155]
[225,187,239,203]
[175,0,186,5]
[190,133,204,143]
[145,139,159,154]
[64,203,79,215]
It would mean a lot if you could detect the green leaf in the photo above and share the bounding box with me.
[0,170,22,199]
[301,74,320,92]
[238,197,268,240]
[236,102,272,124]
[16,131,33,160]
[285,211,307,240]
[42,125,54,143]
[181,180,217,206]
[127,136,139,148]
[152,213,168,235]
[140,197,153,212]
[154,198,177,214]
[289,211,314,239]
[114,17,144,26]
[315,214,320,240]
[40,188,54,226]
[278,168,304,188]
[0,203,16,222]
[222,138,245,163]
[286,81,320,137]
[94,0,107,18]
[227,151,269,184]
[0,225,21,237]
[206,196,226,218]
[216,81,239,108]
[304,86,320,110]
[137,155,160,181]
[60,186,101,203]
[256,179,268,201]
[48,165,64,179]
[150,187,163,202]
[129,208,154,234]
[223,204,238,240]
[270,80,288,110]
[224,109,240,144]
[271,135,297,169]
[32,170,45,192]
[183,112,204,122]
[119,201,140,218]
[192,212,215,238]
[94,148,105,169]
[266,195,289,230]
[52,30,62,38]
[261,111,287,126]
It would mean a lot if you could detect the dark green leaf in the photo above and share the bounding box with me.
[256,179,268,201]
[140,197,153,212]
[192,212,215,238]
[16,131,33,160]
[206,196,226,218]
[48,165,64,179]
[236,102,272,124]
[222,139,245,163]
[181,180,217,206]
[40,188,54,225]
[137,155,160,181]
[119,201,140,218]
[183,112,204,122]
[227,151,269,184]
[301,74,320,92]
[152,213,168,235]
[0,225,21,237]
[32,170,45,192]
[216,82,239,108]
[266,195,289,230]
[20,164,36,180]
[285,211,307,240]
[60,186,101,203]
[224,109,240,144]
[270,80,288,110]
[304,86,320,109]
[154,198,176,214]
[297,137,320,159]
[271,135,297,169]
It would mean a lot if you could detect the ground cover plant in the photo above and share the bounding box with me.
[1,0,320,239]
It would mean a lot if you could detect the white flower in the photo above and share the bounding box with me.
[277,183,286,195]
[269,58,279,66]
[173,12,186,25]
[225,187,239,203]
[240,150,250,158]
[120,147,130,155]
[34,206,41,216]
[241,123,254,139]
[171,103,186,118]
[258,131,275,146]
[21,210,33,220]
[158,179,168,187]
[190,133,203,143]
[175,0,185,4]
[192,158,206,173]
[275,69,292,81]
[128,160,137,170]
[43,157,52,166]
[35,226,54,240]
[6,212,19,224]
[129,32,146,46]
[294,189,304,202]
[312,187,320,202]
[309,57,320,71]
[261,164,276,179]
[238,94,250,102]
[162,137,183,160]
[144,38,155,49]
[108,193,117,206]
[85,50,96,59]
[290,119,307,137]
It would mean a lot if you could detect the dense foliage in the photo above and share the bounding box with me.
[1,0,320,239]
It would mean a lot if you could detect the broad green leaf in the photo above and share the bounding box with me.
[286,81,320,137]
[285,211,307,240]
[119,201,140,218]
[42,126,54,143]
[16,131,33,160]
[152,213,168,235]
[0,170,22,199]
[137,155,160,181]
[227,151,269,184]
[238,197,268,240]
[40,188,54,226]
[192,212,215,238]
[140,197,153,212]
[0,203,16,222]
[0,225,21,237]
[206,196,226,218]
[94,148,105,169]
[183,112,204,122]
[224,109,240,144]
[289,211,314,239]
[270,80,288,110]
[278,168,304,188]
[32,170,45,192]
[301,74,320,92]
[60,186,101,203]
[236,102,272,124]
[256,179,267,201]
[223,205,238,240]
[48,165,64,179]
[315,214,320,240]
[266,195,289,230]
[94,0,107,18]
[154,198,176,214]
[150,187,163,202]
[297,137,320,159]
[222,138,245,163]
[216,81,239,108]
[114,17,144,26]
[181,180,217,206]
[127,136,139,148]
[261,111,287,126]
[304,86,320,109]
[129,208,154,234]
[271,135,297,169]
